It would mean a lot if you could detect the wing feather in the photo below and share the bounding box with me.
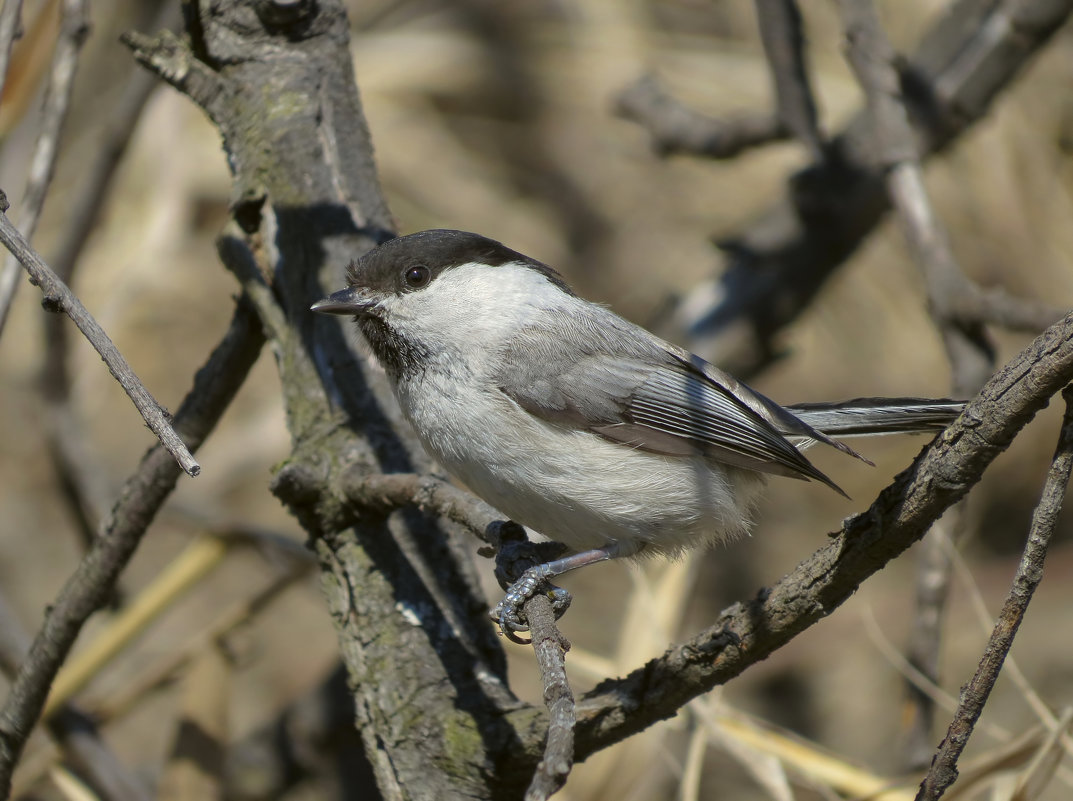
[495,308,846,494]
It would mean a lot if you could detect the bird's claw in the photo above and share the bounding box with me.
[491,567,572,642]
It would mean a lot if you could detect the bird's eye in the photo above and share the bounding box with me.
[404,265,431,288]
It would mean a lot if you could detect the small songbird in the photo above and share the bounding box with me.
[313,229,963,634]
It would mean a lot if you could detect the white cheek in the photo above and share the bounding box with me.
[393,262,565,348]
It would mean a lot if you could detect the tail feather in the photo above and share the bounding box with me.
[785,397,965,438]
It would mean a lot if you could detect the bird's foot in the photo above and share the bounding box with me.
[486,521,571,642]
[491,571,572,643]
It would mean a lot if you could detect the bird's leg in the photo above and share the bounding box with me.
[492,540,642,639]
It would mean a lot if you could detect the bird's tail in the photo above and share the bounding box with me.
[785,397,965,438]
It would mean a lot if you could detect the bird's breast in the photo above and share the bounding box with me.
[393,369,764,555]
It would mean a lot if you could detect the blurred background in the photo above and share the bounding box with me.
[1,0,1072,799]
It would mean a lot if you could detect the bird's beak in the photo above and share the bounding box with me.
[311,287,374,316]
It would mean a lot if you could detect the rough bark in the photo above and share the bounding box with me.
[126,3,525,797]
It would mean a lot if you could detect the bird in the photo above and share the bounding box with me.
[312,229,963,635]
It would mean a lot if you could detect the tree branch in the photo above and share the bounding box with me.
[341,472,579,799]
[523,594,574,801]
[616,74,787,159]
[617,1,824,163]
[339,470,503,544]
[0,298,265,797]
[0,203,200,476]
[664,0,1073,374]
[915,384,1073,799]
[42,3,179,555]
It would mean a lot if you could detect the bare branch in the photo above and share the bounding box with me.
[614,1,822,161]
[120,29,233,127]
[0,299,265,797]
[341,470,582,795]
[0,0,88,333]
[330,463,583,794]
[616,74,787,159]
[40,4,182,557]
[915,384,1073,800]
[340,470,503,544]
[523,594,575,801]
[40,0,180,488]
[670,0,1073,374]
[755,0,824,160]
[0,204,201,477]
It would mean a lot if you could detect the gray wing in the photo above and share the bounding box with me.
[494,309,851,494]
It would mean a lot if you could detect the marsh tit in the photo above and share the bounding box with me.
[313,229,963,634]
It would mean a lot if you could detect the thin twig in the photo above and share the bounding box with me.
[340,470,504,543]
[41,4,178,551]
[0,0,87,334]
[615,74,787,159]
[0,0,23,97]
[523,593,574,801]
[941,533,1073,760]
[0,203,200,477]
[915,385,1073,800]
[754,0,824,161]
[478,524,576,799]
[0,299,265,797]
